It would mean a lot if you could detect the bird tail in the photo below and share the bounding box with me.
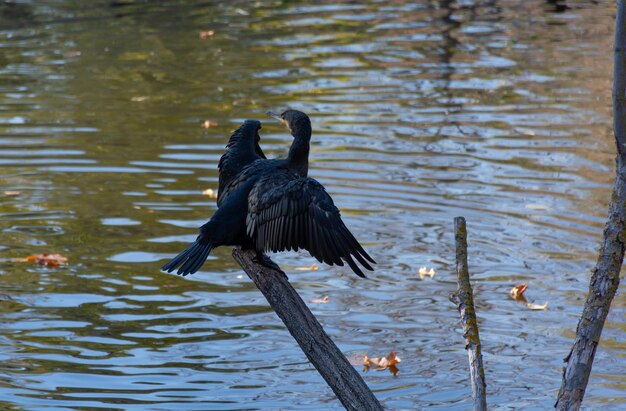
[161,236,214,276]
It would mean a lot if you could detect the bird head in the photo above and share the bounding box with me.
[267,109,311,137]
[239,119,265,159]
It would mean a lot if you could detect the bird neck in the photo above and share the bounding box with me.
[287,128,311,177]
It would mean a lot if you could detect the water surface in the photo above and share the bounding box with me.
[0,1,624,410]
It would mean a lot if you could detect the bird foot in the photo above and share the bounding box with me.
[253,252,281,271]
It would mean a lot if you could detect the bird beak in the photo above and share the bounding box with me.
[266,111,284,124]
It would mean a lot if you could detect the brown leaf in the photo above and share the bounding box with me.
[13,253,68,267]
[358,351,400,375]
[199,30,215,39]
[526,302,548,310]
[202,188,218,198]
[510,283,528,300]
[388,363,400,376]
[310,296,329,304]
[202,120,219,129]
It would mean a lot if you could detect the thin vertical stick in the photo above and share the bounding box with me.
[450,217,487,411]
[556,2,626,408]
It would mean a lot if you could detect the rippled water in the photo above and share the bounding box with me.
[0,1,624,409]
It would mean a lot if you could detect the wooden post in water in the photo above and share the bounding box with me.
[555,1,626,408]
[449,217,487,411]
[232,248,384,411]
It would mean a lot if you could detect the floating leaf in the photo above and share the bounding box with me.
[510,283,528,300]
[4,191,20,196]
[418,266,435,279]
[294,263,318,271]
[131,96,148,102]
[202,120,219,128]
[357,351,401,376]
[527,302,548,310]
[13,253,68,267]
[310,296,329,304]
[202,188,218,198]
[199,30,215,39]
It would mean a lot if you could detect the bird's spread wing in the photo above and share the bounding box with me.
[218,120,266,206]
[246,173,375,277]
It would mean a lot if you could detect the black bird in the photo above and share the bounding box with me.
[217,119,266,207]
[161,110,375,277]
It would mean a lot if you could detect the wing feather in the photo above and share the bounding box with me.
[247,174,374,277]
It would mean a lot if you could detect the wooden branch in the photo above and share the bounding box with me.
[232,248,383,411]
[449,217,487,411]
[614,0,626,156]
[556,2,626,408]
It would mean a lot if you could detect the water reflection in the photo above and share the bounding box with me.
[0,0,624,410]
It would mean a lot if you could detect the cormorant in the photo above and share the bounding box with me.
[161,110,375,277]
[217,119,266,207]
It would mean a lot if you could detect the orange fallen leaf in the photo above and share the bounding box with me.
[359,351,401,376]
[12,253,68,267]
[310,296,329,304]
[418,266,435,279]
[199,30,215,39]
[510,283,528,300]
[527,302,548,310]
[4,191,20,196]
[202,188,218,198]
[202,120,218,128]
[294,263,319,271]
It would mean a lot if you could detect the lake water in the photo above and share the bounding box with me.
[0,1,624,410]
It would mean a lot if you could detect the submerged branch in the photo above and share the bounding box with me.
[232,248,383,411]
[449,217,487,411]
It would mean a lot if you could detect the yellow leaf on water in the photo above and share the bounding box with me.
[294,263,319,271]
[418,266,435,279]
[4,191,20,196]
[527,302,548,310]
[202,120,219,129]
[202,188,218,198]
[310,296,329,304]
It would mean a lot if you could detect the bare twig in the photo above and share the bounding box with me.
[449,217,487,411]
[556,2,626,408]
[232,248,384,411]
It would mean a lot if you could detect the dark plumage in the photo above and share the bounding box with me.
[161,110,375,277]
[217,119,266,207]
